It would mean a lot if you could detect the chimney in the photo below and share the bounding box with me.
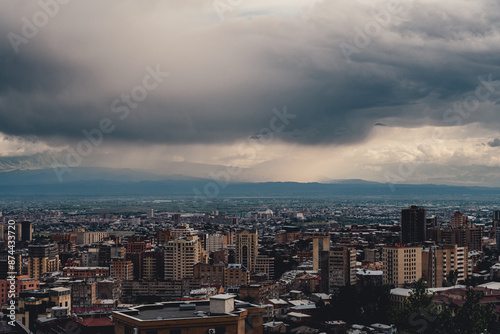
[210,294,235,314]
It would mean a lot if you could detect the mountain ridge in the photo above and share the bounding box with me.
[1,167,500,199]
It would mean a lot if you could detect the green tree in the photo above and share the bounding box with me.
[476,259,494,272]
[423,288,500,334]
[357,285,391,324]
[331,285,360,323]
[453,289,500,334]
[390,278,437,333]
[464,275,484,287]
[429,307,454,334]
[329,285,391,325]
[444,269,459,286]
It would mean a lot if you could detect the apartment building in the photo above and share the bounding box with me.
[382,246,422,287]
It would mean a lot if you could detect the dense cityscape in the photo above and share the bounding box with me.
[1,198,500,334]
[2,0,500,333]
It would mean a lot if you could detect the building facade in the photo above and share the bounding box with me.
[193,263,249,288]
[110,259,134,281]
[235,229,258,273]
[255,257,275,280]
[141,250,165,281]
[401,206,426,244]
[70,280,97,309]
[226,264,249,288]
[28,244,60,280]
[312,235,330,271]
[320,247,357,293]
[0,275,40,304]
[121,280,201,303]
[382,246,422,288]
[63,266,109,278]
[76,229,109,245]
[450,211,468,229]
[240,283,281,304]
[194,263,225,286]
[206,233,228,252]
[164,236,207,280]
[429,227,482,251]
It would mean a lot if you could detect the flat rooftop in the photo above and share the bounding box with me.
[130,303,212,321]
[63,266,108,270]
[114,300,258,322]
[210,294,235,300]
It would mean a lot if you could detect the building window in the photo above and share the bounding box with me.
[245,317,254,331]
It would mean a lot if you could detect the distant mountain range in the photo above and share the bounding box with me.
[3,152,500,199]
[1,166,500,199]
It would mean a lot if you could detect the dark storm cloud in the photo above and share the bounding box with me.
[0,0,500,147]
[488,138,500,147]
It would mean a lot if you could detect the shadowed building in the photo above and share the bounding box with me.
[20,221,33,242]
[428,227,482,251]
[450,211,468,229]
[141,250,164,281]
[320,247,357,294]
[312,235,330,271]
[401,206,426,244]
[494,210,500,252]
[28,244,59,280]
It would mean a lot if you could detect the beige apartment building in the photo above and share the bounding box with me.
[27,244,60,280]
[382,246,422,287]
[75,228,109,244]
[164,235,208,280]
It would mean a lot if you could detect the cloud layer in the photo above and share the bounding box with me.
[1,0,500,184]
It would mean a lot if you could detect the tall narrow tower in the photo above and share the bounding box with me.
[313,235,330,270]
[494,210,500,252]
[450,211,468,229]
[20,221,33,242]
[235,229,258,272]
[401,206,426,244]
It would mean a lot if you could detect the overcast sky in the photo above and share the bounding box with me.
[1,0,500,185]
